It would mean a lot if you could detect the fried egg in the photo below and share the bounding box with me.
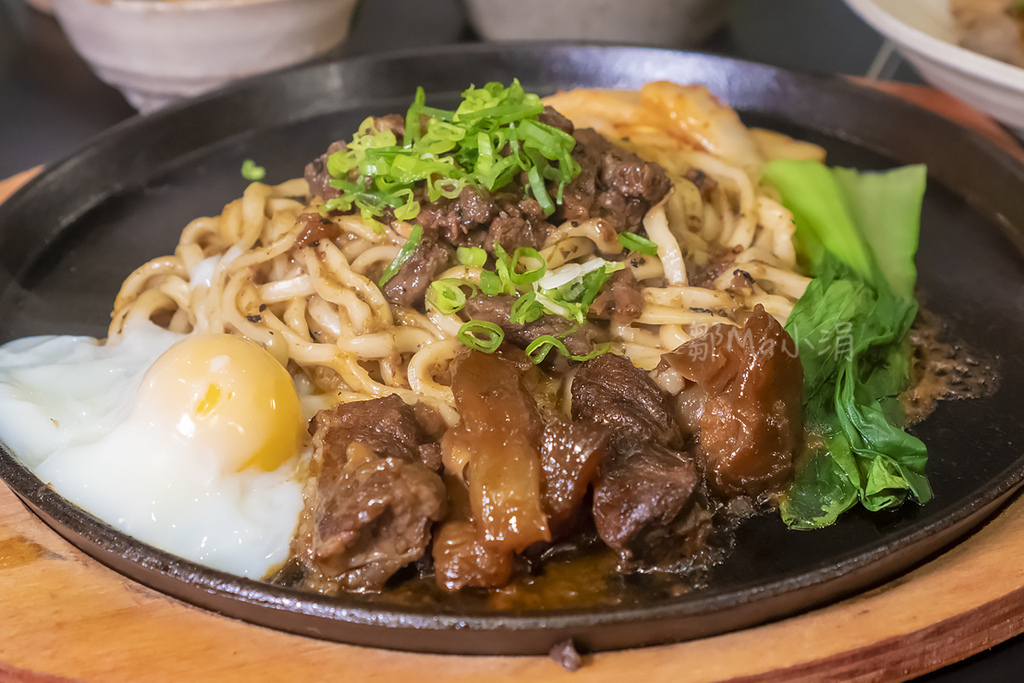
[0,317,306,578]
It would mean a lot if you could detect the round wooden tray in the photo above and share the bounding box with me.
[3,473,1024,682]
[2,85,1023,681]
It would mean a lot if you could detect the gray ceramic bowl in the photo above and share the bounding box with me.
[462,0,737,47]
[52,0,359,113]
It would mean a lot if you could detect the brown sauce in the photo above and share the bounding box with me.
[903,307,999,424]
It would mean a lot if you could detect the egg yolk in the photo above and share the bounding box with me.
[135,334,303,472]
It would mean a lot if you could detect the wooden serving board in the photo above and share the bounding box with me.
[2,85,1024,682]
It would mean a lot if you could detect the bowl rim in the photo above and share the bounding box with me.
[53,0,342,13]
[844,0,1024,88]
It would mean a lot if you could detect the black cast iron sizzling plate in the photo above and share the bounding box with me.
[0,44,1023,655]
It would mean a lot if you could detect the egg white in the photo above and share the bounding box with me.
[0,318,305,578]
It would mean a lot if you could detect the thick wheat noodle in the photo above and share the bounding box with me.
[544,218,622,255]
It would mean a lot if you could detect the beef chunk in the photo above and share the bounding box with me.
[381,226,451,309]
[299,395,447,591]
[538,105,575,135]
[657,305,803,499]
[373,113,406,138]
[589,268,644,319]
[571,353,682,448]
[312,394,435,468]
[432,519,514,591]
[572,353,709,569]
[558,128,672,233]
[416,186,493,242]
[539,417,607,529]
[309,445,447,591]
[683,167,718,201]
[688,244,740,289]
[485,198,549,252]
[464,294,594,357]
[304,140,347,202]
[592,442,709,566]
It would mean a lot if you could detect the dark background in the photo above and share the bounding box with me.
[0,0,1018,679]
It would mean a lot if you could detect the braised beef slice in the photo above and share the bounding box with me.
[304,395,447,591]
[450,350,550,553]
[658,305,803,499]
[571,353,682,448]
[381,226,451,309]
[558,128,672,233]
[539,417,607,529]
[592,441,709,565]
[464,294,594,356]
[589,268,644,319]
[304,140,347,202]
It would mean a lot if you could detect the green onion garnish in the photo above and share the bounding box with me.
[378,224,424,288]
[457,246,488,267]
[457,320,504,353]
[617,232,659,256]
[323,80,580,227]
[241,159,266,181]
[479,269,504,296]
[509,291,545,324]
[524,335,610,364]
[428,279,476,315]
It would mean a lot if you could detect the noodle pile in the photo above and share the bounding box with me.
[108,82,825,424]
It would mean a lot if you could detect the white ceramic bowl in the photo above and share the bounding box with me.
[845,0,1024,133]
[463,0,737,48]
[52,0,358,113]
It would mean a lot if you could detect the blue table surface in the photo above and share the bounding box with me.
[0,0,1019,679]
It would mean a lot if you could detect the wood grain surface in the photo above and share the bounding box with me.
[1,86,1023,682]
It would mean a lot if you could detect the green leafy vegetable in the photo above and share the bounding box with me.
[323,81,580,227]
[377,224,423,288]
[763,160,931,529]
[240,159,266,182]
[617,231,659,256]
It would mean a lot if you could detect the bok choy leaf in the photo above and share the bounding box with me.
[762,160,930,529]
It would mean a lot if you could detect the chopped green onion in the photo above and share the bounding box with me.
[378,224,424,288]
[479,269,504,296]
[457,320,504,354]
[526,165,556,216]
[509,247,546,288]
[241,159,266,181]
[524,335,610,364]
[492,243,517,294]
[532,258,624,324]
[428,279,476,315]
[509,291,545,324]
[617,232,659,256]
[457,246,487,267]
[323,81,579,225]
